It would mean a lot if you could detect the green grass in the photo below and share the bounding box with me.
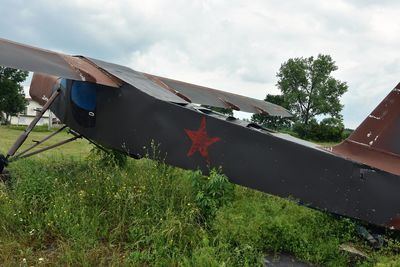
[0,125,91,159]
[0,126,399,266]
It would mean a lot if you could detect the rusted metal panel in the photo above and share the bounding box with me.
[61,56,121,87]
[0,38,120,88]
[151,75,292,117]
[0,38,290,117]
[88,57,189,104]
[88,58,291,117]
[143,73,193,103]
[0,38,82,80]
[29,73,59,105]
[331,140,400,176]
[332,84,400,176]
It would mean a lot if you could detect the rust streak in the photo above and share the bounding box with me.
[143,73,192,103]
[61,56,121,87]
[218,98,240,111]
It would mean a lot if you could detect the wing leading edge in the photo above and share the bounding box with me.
[149,74,291,117]
[0,38,120,88]
[0,38,291,117]
[89,58,291,117]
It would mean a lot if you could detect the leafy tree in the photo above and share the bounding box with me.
[251,94,291,130]
[317,117,345,142]
[0,67,28,124]
[293,117,345,142]
[276,54,348,125]
[342,128,354,139]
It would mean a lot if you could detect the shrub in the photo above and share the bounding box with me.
[293,117,345,142]
[318,118,345,142]
[191,169,235,225]
[87,146,127,169]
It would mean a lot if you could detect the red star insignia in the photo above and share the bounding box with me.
[184,117,221,163]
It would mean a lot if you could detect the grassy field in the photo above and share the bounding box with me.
[0,126,399,266]
[0,125,92,159]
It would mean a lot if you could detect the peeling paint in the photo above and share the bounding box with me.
[368,115,381,120]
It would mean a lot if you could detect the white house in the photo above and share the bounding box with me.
[9,98,57,126]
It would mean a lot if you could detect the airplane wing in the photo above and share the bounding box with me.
[0,38,291,117]
[0,38,120,88]
[89,58,292,116]
[149,74,290,116]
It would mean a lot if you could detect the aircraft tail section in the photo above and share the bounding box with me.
[332,83,400,175]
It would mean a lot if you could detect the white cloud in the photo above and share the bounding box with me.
[1,0,400,128]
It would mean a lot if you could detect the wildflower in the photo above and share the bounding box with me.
[38,257,44,262]
[22,258,27,263]
[29,229,35,236]
[78,190,86,198]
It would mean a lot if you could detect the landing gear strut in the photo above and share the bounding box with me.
[1,88,82,182]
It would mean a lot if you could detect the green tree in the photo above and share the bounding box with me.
[276,54,348,125]
[292,117,345,142]
[251,94,291,130]
[0,67,28,124]
[317,117,345,142]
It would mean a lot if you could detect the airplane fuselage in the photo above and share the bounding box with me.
[47,78,400,230]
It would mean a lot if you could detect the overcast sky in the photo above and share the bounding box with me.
[1,0,400,128]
